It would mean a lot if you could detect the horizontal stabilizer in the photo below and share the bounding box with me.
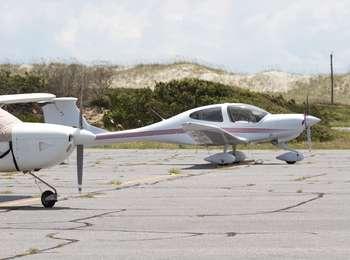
[0,93,56,105]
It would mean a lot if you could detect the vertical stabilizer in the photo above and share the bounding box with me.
[41,97,107,134]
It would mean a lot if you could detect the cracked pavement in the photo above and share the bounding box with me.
[0,149,350,259]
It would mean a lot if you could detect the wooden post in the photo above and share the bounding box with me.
[330,53,334,104]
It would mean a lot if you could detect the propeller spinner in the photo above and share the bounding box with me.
[303,96,320,152]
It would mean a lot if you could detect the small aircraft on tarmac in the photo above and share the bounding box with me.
[0,93,95,208]
[0,93,320,208]
[43,97,320,165]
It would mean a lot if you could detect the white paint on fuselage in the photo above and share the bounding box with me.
[0,122,76,172]
[95,103,314,145]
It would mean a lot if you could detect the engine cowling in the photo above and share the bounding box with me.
[11,123,75,171]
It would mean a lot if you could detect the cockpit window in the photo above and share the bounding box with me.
[190,107,223,122]
[227,105,268,123]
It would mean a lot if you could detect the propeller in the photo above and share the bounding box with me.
[304,95,312,152]
[77,77,85,193]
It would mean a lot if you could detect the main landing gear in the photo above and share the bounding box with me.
[205,145,246,165]
[25,171,58,208]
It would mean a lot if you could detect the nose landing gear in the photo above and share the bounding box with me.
[274,142,304,164]
[25,171,58,208]
[40,190,57,208]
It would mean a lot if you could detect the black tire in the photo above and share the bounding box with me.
[41,190,56,208]
[286,161,296,165]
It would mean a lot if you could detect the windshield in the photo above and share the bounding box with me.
[227,105,268,123]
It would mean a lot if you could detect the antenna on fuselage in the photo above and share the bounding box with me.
[149,108,165,121]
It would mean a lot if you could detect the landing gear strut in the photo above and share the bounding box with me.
[205,145,246,165]
[26,171,58,208]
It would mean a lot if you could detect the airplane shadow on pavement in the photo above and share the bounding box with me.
[0,205,74,211]
[183,160,287,170]
[0,195,31,203]
[0,195,89,211]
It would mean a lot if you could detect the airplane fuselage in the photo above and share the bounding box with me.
[94,103,319,146]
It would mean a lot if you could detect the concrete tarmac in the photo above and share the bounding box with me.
[0,149,349,259]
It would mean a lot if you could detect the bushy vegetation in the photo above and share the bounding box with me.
[0,64,342,143]
[0,62,115,102]
[0,63,114,121]
[0,69,46,94]
[0,69,47,121]
[285,74,350,105]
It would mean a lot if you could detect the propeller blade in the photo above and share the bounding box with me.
[306,126,312,152]
[79,83,84,129]
[303,95,309,126]
[304,95,312,152]
[77,144,83,192]
[77,74,85,192]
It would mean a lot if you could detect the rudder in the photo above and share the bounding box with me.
[41,97,106,134]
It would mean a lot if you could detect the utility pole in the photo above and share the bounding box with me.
[330,53,334,104]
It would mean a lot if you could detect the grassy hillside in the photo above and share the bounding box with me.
[284,74,350,105]
[107,62,350,105]
[111,62,312,92]
[1,62,349,104]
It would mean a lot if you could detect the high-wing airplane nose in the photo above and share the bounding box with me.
[306,115,321,126]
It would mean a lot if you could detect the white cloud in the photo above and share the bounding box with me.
[0,0,349,73]
[54,2,150,59]
[233,0,350,72]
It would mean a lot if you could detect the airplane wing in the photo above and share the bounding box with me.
[0,93,56,105]
[182,122,248,145]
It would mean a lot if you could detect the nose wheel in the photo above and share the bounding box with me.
[41,190,57,208]
[286,161,296,165]
[26,171,58,208]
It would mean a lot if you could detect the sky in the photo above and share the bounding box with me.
[0,0,349,74]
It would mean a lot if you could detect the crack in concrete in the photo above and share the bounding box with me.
[114,232,202,242]
[58,170,214,203]
[0,233,78,260]
[0,209,125,260]
[292,173,327,181]
[0,158,325,258]
[0,208,321,249]
[74,228,317,242]
[251,192,325,215]
[99,193,325,218]
[67,209,126,230]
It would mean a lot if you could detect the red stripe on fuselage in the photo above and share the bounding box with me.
[95,127,290,140]
[95,128,186,140]
[224,128,289,133]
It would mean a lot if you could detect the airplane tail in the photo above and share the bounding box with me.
[41,97,107,134]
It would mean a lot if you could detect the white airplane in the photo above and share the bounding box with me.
[0,93,95,208]
[0,93,320,208]
[42,97,320,165]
